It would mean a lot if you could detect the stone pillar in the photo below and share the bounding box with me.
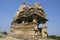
[42,23,47,38]
[33,19,37,23]
[34,25,38,37]
[33,19,38,37]
[33,19,37,30]
[22,21,25,23]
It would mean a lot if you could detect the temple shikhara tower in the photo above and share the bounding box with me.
[10,2,48,40]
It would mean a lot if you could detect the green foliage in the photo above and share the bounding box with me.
[0,35,3,38]
[56,36,60,40]
[47,35,60,40]
[0,31,8,38]
[0,35,2,37]
[2,31,8,35]
[48,35,56,39]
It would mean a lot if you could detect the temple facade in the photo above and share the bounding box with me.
[10,2,48,40]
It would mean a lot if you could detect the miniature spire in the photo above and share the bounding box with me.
[14,2,26,20]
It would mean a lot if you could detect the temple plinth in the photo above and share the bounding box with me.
[10,2,48,40]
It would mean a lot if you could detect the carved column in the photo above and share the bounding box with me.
[42,23,47,38]
[33,19,37,23]
[22,21,25,23]
[33,19,38,37]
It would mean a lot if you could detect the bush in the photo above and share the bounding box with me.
[56,36,60,40]
[0,35,3,38]
[48,35,56,39]
[2,31,8,35]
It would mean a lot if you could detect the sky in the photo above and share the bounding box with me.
[0,0,60,36]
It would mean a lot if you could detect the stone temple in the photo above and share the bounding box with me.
[9,2,48,40]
